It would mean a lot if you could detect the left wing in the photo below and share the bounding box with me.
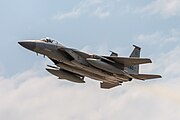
[103,56,152,67]
[100,82,120,89]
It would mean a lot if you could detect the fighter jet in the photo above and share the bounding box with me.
[18,37,161,89]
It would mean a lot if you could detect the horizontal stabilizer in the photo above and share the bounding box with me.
[103,56,152,67]
[100,82,120,89]
[130,74,162,80]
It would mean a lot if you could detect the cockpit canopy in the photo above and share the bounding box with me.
[41,37,60,44]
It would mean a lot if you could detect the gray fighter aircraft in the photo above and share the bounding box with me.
[18,37,161,89]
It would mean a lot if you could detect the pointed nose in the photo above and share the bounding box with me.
[18,41,36,51]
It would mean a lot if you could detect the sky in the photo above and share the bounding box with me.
[0,0,180,120]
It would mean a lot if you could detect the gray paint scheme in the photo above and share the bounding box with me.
[18,38,161,89]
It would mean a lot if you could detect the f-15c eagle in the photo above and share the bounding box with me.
[18,37,161,89]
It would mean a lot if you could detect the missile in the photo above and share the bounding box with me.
[46,68,85,83]
[86,58,123,75]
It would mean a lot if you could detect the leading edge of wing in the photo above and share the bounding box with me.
[103,56,152,67]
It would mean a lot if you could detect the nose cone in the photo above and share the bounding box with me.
[18,41,36,51]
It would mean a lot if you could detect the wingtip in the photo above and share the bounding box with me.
[149,59,152,63]
[159,75,162,78]
[155,75,162,79]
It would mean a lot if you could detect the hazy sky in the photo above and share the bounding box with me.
[0,0,180,120]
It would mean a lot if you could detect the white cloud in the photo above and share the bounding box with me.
[135,29,180,47]
[142,0,180,17]
[93,7,110,19]
[55,0,180,24]
[53,0,118,20]
[53,9,81,20]
[0,68,180,120]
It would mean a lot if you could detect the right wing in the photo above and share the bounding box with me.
[130,74,162,80]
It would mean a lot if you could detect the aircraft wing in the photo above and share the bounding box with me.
[100,82,120,89]
[130,74,162,80]
[103,56,152,67]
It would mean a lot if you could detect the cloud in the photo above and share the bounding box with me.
[53,0,180,21]
[93,6,110,19]
[53,9,81,20]
[141,0,180,17]
[0,69,180,120]
[53,0,119,20]
[135,29,180,47]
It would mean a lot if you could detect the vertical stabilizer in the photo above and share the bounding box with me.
[130,45,141,57]
[126,45,141,74]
